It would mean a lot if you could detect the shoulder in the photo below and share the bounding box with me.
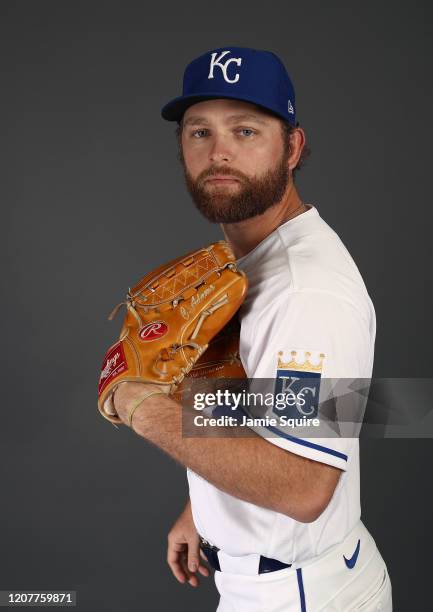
[237,206,376,334]
[275,213,375,324]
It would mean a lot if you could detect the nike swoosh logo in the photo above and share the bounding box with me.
[343,539,361,569]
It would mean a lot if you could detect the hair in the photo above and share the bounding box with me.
[280,120,311,180]
[174,106,311,181]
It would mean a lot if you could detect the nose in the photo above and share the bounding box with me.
[209,133,233,164]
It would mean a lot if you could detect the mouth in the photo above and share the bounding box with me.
[205,177,240,184]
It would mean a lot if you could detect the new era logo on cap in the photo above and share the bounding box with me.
[161,46,297,127]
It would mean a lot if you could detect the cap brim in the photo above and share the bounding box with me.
[161,91,295,125]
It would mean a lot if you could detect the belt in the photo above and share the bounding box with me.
[199,537,291,575]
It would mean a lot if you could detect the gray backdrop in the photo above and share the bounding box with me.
[1,1,432,610]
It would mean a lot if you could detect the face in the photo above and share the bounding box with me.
[179,99,292,223]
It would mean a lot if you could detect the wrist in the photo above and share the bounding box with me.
[114,382,163,424]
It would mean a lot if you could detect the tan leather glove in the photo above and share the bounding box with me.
[97,241,248,424]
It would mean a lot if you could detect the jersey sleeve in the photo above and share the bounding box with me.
[241,290,374,471]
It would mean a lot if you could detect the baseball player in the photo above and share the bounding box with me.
[111,47,393,610]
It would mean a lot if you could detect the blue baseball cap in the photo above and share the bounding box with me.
[161,46,297,126]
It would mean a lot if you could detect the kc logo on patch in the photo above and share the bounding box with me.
[273,350,325,418]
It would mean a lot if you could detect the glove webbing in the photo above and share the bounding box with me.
[107,263,237,323]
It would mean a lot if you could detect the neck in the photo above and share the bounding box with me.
[220,181,306,259]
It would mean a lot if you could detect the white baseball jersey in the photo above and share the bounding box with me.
[187,204,376,565]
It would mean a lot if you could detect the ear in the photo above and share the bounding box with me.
[288,128,306,171]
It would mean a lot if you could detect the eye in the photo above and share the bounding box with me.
[191,129,208,138]
[238,128,256,137]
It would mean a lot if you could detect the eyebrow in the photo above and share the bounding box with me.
[183,113,268,127]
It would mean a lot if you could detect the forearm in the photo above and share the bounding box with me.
[115,383,337,522]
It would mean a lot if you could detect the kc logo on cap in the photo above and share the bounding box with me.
[208,50,242,84]
[161,46,298,128]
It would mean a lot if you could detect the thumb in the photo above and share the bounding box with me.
[187,534,201,572]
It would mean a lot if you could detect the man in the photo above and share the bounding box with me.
[113,47,392,610]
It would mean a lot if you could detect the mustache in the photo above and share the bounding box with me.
[200,168,246,182]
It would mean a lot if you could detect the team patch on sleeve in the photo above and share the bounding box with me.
[273,350,325,419]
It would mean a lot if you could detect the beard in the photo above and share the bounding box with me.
[179,144,291,224]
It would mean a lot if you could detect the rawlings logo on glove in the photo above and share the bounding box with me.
[138,321,169,341]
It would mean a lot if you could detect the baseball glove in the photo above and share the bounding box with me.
[97,241,248,423]
[172,314,247,403]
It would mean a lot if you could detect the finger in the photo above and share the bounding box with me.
[198,548,210,575]
[167,548,187,584]
[198,563,210,577]
[186,548,210,582]
[179,555,199,587]
[169,560,187,583]
[187,541,201,574]
[188,574,199,587]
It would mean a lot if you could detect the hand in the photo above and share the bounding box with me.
[113,382,162,425]
[167,501,210,587]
